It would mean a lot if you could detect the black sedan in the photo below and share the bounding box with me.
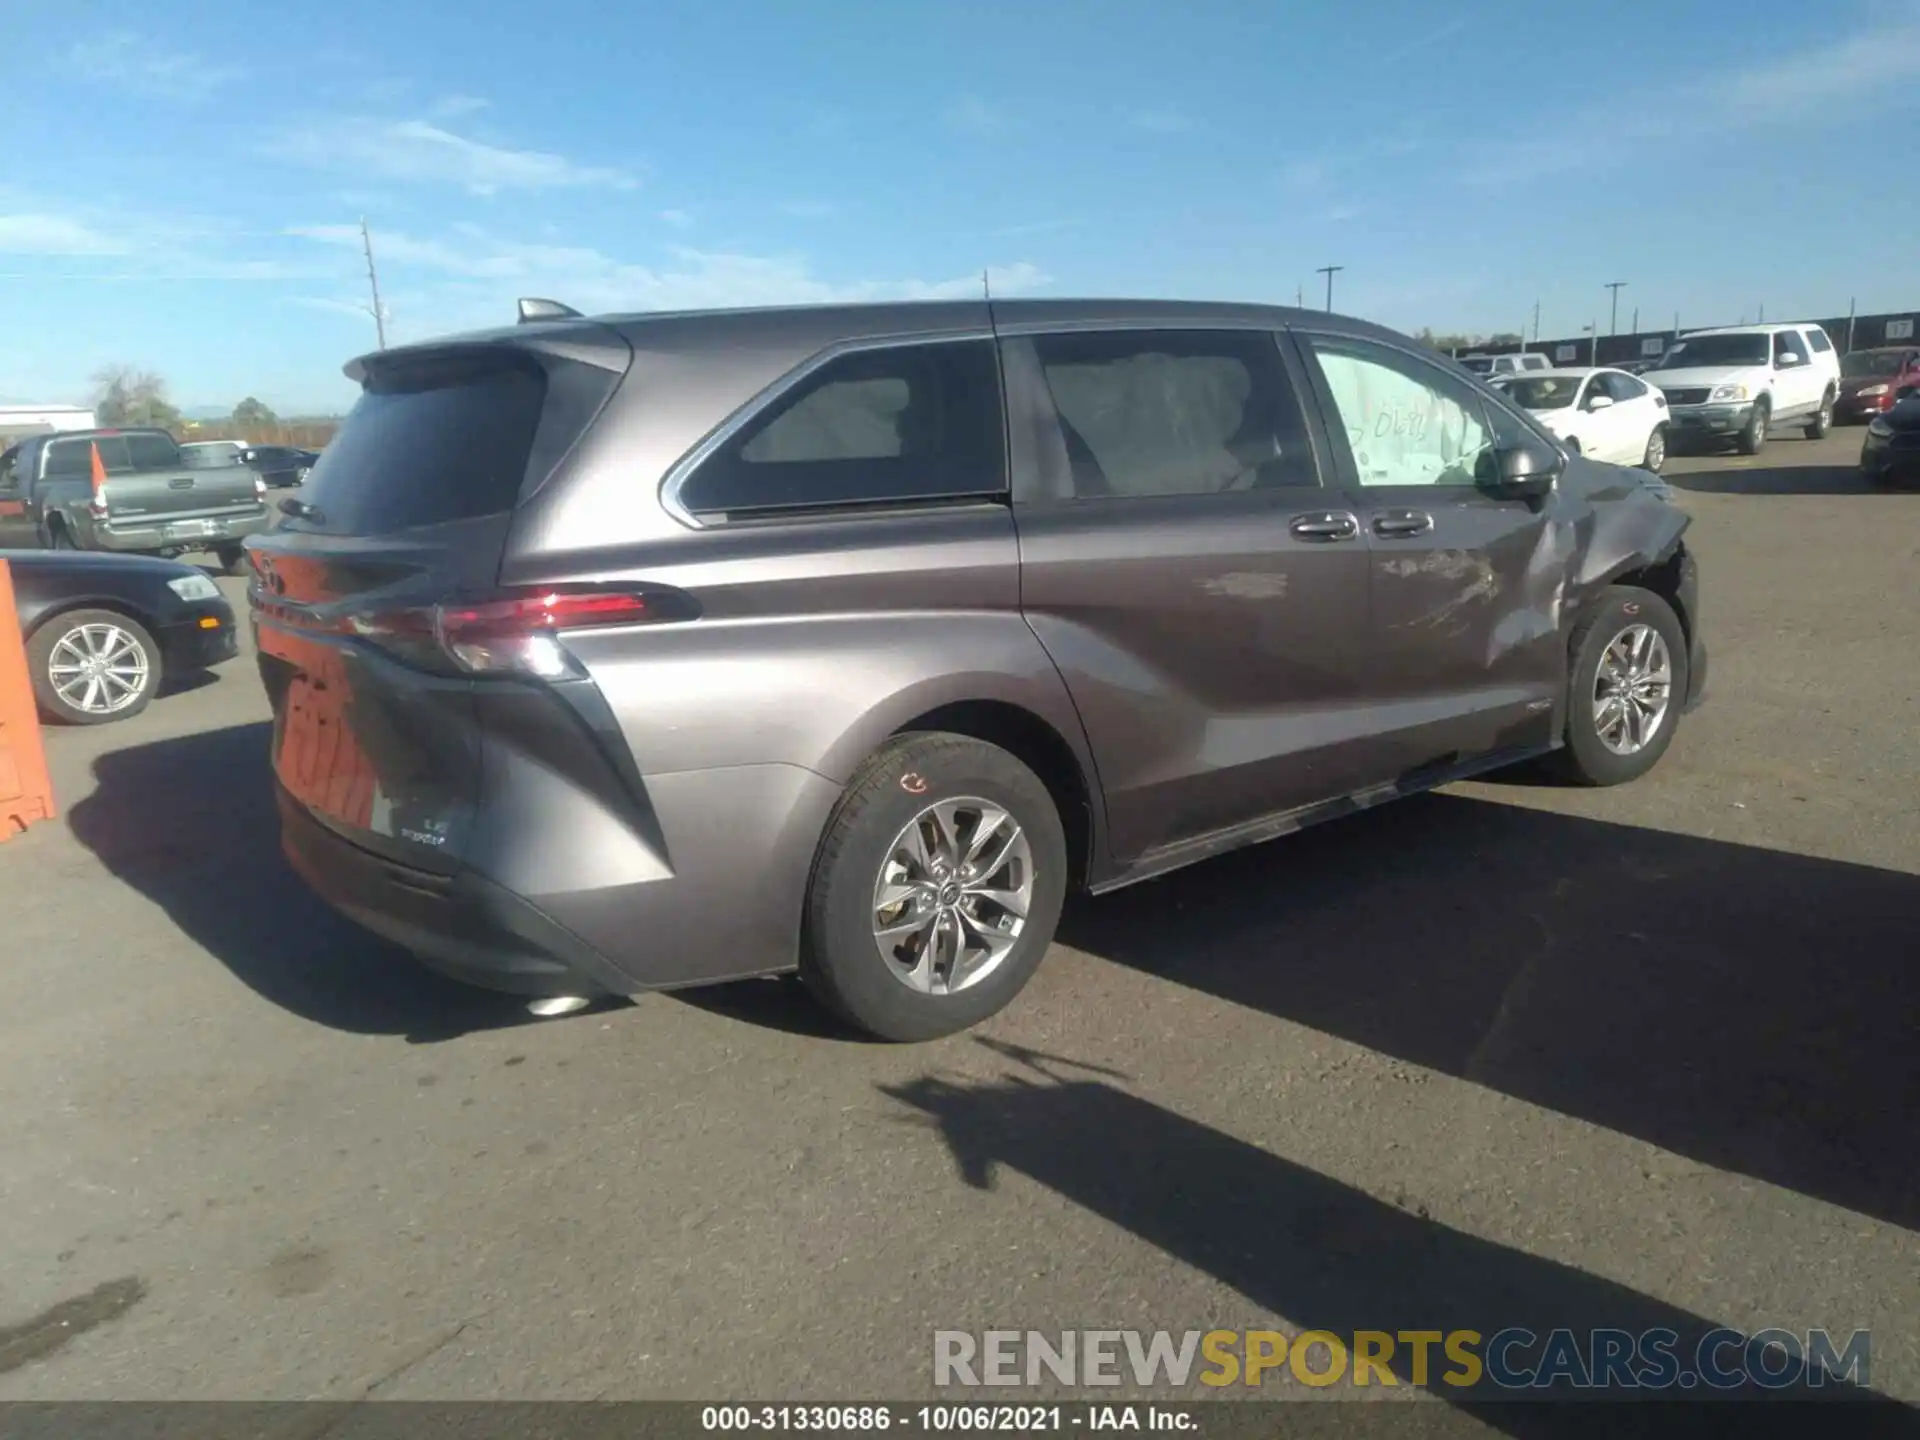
[242,445,319,489]
[3,550,239,724]
[1860,385,1920,488]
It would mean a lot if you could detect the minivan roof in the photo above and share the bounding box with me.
[343,298,1416,379]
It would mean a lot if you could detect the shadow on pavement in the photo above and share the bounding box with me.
[66,721,551,1044]
[670,974,877,1043]
[886,1053,1916,1435]
[1057,792,1920,1233]
[1664,457,1880,496]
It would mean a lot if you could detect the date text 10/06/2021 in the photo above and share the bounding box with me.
[702,1407,1189,1432]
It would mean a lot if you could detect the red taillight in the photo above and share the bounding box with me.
[346,586,673,678]
[88,492,109,521]
[254,476,267,501]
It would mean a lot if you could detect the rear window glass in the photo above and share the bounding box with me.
[45,436,133,477]
[125,432,180,469]
[1808,329,1832,353]
[679,339,1005,517]
[296,359,546,534]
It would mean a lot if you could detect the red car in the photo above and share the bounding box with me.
[1836,345,1920,422]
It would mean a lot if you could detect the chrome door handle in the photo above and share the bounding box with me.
[1373,509,1434,537]
[1289,511,1359,542]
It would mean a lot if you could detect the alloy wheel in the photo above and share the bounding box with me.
[47,622,151,716]
[871,797,1034,995]
[1592,623,1672,756]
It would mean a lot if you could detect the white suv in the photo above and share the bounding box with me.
[1458,352,1551,378]
[1643,324,1840,455]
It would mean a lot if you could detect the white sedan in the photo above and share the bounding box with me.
[1490,367,1670,471]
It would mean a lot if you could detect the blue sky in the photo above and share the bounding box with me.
[3,0,1917,414]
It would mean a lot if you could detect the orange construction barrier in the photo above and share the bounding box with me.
[0,559,57,840]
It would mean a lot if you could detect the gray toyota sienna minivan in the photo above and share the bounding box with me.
[248,297,1704,1041]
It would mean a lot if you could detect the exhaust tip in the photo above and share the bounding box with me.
[527,995,593,1018]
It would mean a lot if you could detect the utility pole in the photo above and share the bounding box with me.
[1847,296,1857,353]
[1630,305,1639,335]
[1296,283,1304,308]
[1605,281,1627,336]
[1316,265,1344,313]
[360,216,387,350]
[1532,300,1541,344]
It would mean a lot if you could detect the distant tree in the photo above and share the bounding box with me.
[1415,328,1526,355]
[231,396,279,428]
[92,365,182,430]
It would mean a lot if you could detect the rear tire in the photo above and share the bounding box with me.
[1737,401,1769,455]
[800,732,1067,1042]
[1546,587,1688,788]
[27,608,163,726]
[46,522,75,550]
[1806,388,1835,439]
[1642,425,1667,473]
[214,544,246,575]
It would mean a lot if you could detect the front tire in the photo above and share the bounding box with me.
[1806,388,1835,439]
[801,732,1068,1042]
[1548,587,1688,787]
[1642,425,1667,473]
[27,609,163,725]
[1737,402,1769,455]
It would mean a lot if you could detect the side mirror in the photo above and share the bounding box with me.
[1485,440,1564,499]
[1585,393,1615,411]
[1896,386,1920,404]
[1777,352,1804,368]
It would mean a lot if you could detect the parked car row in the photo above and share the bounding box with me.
[244,294,1705,1041]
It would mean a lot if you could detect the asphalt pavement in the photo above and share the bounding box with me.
[1,430,1915,1425]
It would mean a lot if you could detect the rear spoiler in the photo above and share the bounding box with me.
[518,298,582,324]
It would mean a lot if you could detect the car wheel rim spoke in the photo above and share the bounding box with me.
[49,624,148,713]
[873,795,1034,995]
[1591,623,1672,756]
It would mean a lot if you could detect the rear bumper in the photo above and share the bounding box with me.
[278,785,637,999]
[86,510,271,552]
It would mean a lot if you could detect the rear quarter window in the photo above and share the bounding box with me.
[296,357,547,534]
[678,339,1005,518]
[1808,329,1833,354]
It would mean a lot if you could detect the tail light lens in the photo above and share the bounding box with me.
[344,586,686,679]
[88,492,109,521]
[254,476,268,502]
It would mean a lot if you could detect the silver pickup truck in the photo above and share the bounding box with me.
[0,427,271,572]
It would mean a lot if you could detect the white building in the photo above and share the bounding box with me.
[0,405,97,443]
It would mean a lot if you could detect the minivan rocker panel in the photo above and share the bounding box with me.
[250,298,1704,1040]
